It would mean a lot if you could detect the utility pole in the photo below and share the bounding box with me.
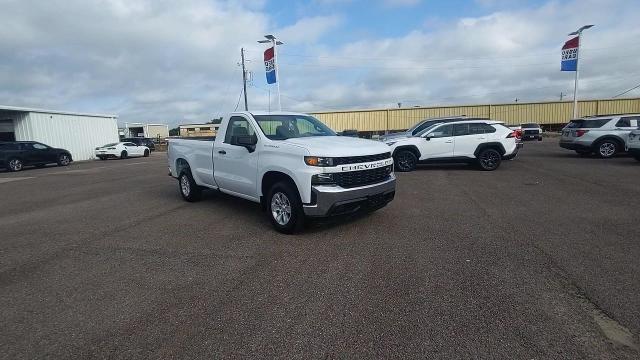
[240,48,248,111]
[560,92,565,101]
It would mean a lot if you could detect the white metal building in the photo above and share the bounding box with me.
[0,105,119,161]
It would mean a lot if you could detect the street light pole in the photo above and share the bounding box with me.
[568,24,594,118]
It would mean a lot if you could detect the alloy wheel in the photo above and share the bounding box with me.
[480,150,500,169]
[59,155,70,165]
[180,175,191,196]
[9,159,23,171]
[599,142,616,158]
[397,152,415,171]
[271,192,292,226]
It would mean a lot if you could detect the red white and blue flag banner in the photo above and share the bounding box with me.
[264,47,277,84]
[561,36,579,71]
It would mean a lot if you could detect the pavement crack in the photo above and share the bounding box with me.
[533,243,639,352]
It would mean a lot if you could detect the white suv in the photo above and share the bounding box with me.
[627,129,640,162]
[385,120,521,171]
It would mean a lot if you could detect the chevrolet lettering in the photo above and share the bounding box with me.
[340,159,393,172]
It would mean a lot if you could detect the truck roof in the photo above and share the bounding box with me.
[231,111,313,117]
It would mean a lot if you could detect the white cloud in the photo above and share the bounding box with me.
[0,0,639,127]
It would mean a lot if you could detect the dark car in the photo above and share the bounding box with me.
[0,141,73,172]
[122,137,155,151]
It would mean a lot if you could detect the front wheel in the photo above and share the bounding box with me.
[120,151,128,159]
[267,181,304,234]
[57,154,71,166]
[178,170,202,202]
[394,150,418,172]
[143,149,150,157]
[633,154,640,162]
[477,148,502,171]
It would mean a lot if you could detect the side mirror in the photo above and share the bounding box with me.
[233,135,258,152]
[424,133,435,141]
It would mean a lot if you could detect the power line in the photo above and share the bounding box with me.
[612,82,640,98]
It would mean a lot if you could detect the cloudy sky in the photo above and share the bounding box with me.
[1,0,639,127]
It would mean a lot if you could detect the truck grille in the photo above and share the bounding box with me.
[524,130,539,135]
[332,152,391,166]
[334,165,393,188]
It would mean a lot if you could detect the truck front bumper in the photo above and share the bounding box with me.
[303,175,396,217]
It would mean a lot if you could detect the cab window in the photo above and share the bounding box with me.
[225,116,256,144]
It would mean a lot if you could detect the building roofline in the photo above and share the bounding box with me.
[308,97,640,114]
[0,105,117,118]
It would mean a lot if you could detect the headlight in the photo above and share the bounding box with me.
[304,156,334,167]
[311,173,335,185]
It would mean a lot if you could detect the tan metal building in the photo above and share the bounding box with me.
[310,98,640,132]
[179,123,220,137]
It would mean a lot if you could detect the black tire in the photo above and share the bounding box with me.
[633,155,640,162]
[537,136,543,142]
[57,153,71,166]
[143,149,150,157]
[6,158,24,172]
[594,139,620,159]
[477,148,502,171]
[267,181,304,234]
[394,150,418,172]
[178,170,202,202]
[98,156,107,161]
[120,150,128,159]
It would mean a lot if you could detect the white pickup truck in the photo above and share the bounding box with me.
[167,111,396,233]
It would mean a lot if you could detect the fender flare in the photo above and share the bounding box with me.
[392,145,421,159]
[474,142,506,157]
[591,135,625,150]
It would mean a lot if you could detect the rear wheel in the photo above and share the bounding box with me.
[595,140,619,158]
[267,181,304,234]
[143,149,150,157]
[57,154,71,166]
[7,158,23,172]
[477,148,502,171]
[120,150,128,159]
[178,170,202,202]
[633,154,640,162]
[394,150,418,172]
[98,156,107,160]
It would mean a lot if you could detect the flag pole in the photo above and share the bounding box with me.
[572,32,581,119]
[568,25,594,118]
[273,38,282,111]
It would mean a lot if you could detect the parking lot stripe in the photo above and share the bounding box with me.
[0,177,35,184]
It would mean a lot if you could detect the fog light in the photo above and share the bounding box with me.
[312,173,335,185]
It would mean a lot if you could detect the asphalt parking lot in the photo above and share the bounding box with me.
[1,141,638,359]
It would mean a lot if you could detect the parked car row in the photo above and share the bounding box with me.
[559,114,640,160]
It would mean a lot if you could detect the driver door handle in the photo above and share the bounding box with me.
[218,150,226,155]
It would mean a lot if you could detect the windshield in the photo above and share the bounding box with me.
[415,123,442,137]
[253,115,336,140]
[521,123,539,128]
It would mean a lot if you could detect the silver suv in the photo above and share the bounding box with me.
[559,114,640,158]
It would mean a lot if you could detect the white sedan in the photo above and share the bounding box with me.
[95,142,150,160]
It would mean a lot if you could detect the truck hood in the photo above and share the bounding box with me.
[282,136,391,157]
